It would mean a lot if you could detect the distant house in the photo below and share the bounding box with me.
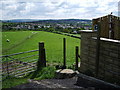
[72,30,77,34]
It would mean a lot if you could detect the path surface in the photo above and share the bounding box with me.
[12,76,94,89]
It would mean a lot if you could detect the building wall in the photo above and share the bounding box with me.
[92,15,120,40]
[80,30,120,85]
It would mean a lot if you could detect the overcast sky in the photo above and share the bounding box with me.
[0,0,120,20]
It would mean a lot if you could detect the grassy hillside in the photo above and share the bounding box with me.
[2,31,80,66]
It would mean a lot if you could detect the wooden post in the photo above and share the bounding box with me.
[63,38,66,69]
[95,21,101,77]
[75,46,79,70]
[37,42,46,70]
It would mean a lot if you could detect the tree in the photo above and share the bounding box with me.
[34,25,38,30]
[63,29,70,33]
[47,27,55,32]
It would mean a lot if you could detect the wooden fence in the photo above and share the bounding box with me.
[1,42,46,81]
[1,50,38,80]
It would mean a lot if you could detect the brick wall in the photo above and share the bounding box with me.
[80,30,120,85]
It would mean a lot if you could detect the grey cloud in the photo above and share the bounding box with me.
[1,0,119,20]
[57,2,67,8]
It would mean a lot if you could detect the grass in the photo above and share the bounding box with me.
[2,31,33,53]
[30,66,56,80]
[2,66,56,88]
[2,76,29,88]
[2,31,80,66]
[2,31,80,88]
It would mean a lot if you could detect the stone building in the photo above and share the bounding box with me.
[92,15,120,40]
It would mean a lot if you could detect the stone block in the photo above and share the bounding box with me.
[109,52,118,58]
[110,45,119,51]
[55,69,76,79]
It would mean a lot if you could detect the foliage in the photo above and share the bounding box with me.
[63,29,70,33]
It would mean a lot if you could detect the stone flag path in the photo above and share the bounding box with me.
[12,76,94,89]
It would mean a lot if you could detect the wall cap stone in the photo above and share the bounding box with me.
[79,30,97,33]
[92,37,120,44]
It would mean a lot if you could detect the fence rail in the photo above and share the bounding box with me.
[1,49,39,81]
[1,41,47,82]
[0,49,39,58]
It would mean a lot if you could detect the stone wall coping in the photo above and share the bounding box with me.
[92,37,120,44]
[79,30,97,33]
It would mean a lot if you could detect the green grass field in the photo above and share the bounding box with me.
[2,31,80,88]
[2,31,80,66]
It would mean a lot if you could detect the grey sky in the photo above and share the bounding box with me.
[1,0,119,20]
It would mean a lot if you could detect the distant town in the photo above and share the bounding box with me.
[1,19,92,34]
